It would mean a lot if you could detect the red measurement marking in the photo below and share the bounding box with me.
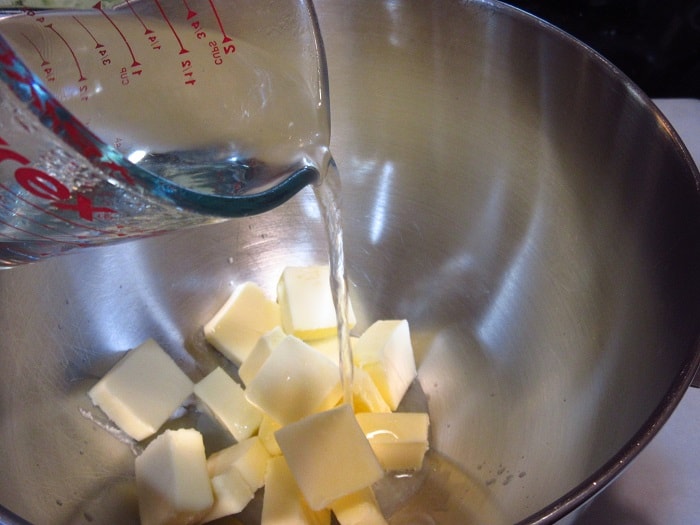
[0,216,86,245]
[21,33,49,66]
[0,197,92,243]
[153,0,189,55]
[45,23,87,82]
[73,16,104,49]
[0,137,120,229]
[0,181,117,235]
[125,0,154,35]
[183,0,197,20]
[208,0,233,45]
[93,1,141,68]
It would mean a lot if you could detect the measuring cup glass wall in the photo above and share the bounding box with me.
[0,0,329,266]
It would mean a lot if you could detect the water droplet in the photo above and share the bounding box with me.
[227,257,234,264]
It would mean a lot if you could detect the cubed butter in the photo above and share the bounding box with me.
[355,412,430,471]
[330,487,387,525]
[258,415,283,457]
[277,266,355,340]
[88,339,193,441]
[308,335,359,365]
[207,437,270,491]
[351,366,391,414]
[194,367,262,441]
[275,405,384,511]
[354,320,417,410]
[135,428,213,525]
[238,326,286,386]
[261,455,330,525]
[204,282,280,364]
[203,468,254,523]
[245,335,342,425]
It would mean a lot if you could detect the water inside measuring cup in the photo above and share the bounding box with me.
[0,6,329,197]
[1,4,353,404]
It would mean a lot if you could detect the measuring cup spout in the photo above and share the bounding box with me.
[0,0,330,267]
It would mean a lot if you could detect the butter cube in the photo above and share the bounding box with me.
[330,488,387,525]
[262,455,331,525]
[308,335,359,365]
[88,339,193,441]
[238,326,286,386]
[207,437,270,491]
[245,336,342,425]
[135,428,213,525]
[204,437,270,522]
[194,367,262,441]
[307,335,340,364]
[354,320,416,410]
[351,366,391,414]
[203,468,254,523]
[258,415,283,456]
[275,405,384,511]
[204,282,280,364]
[277,266,355,340]
[355,412,429,471]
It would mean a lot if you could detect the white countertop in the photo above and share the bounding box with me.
[573,98,700,524]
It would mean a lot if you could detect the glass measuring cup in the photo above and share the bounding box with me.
[0,0,330,266]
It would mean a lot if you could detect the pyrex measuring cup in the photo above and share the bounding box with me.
[0,0,330,267]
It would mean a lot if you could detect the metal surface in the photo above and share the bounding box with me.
[1,1,700,524]
[573,99,700,525]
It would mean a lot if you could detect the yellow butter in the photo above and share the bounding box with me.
[203,468,254,523]
[277,266,355,340]
[238,326,286,386]
[245,335,342,425]
[204,282,280,365]
[275,405,384,511]
[203,437,270,522]
[261,455,330,525]
[207,436,270,490]
[308,335,360,365]
[135,428,213,525]
[330,487,387,525]
[88,338,193,441]
[351,366,392,414]
[354,320,416,410]
[355,412,429,471]
[194,367,262,441]
[258,415,283,457]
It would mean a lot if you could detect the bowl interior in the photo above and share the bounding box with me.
[1,0,700,524]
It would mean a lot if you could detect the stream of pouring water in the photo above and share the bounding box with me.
[313,157,354,407]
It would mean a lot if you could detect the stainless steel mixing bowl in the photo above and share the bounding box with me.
[1,0,700,524]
